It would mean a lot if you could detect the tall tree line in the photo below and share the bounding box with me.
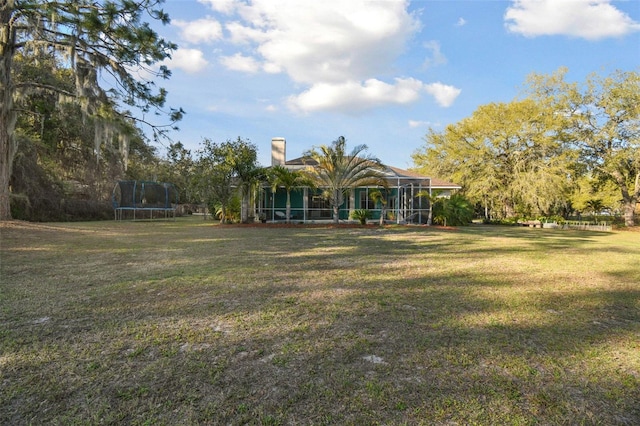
[9,49,167,220]
[1,0,183,220]
[412,68,639,227]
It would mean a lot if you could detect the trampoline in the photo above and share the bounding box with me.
[112,180,179,220]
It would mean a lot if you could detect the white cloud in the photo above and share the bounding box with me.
[423,40,447,68]
[167,48,209,74]
[505,0,640,40]
[174,17,223,44]
[288,78,461,113]
[225,21,269,45]
[408,120,433,128]
[288,78,423,113]
[423,82,461,108]
[223,0,420,84]
[192,0,461,113]
[456,17,467,27]
[198,0,238,14]
[219,53,260,73]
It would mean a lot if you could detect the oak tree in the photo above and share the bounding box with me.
[1,0,182,219]
[413,99,573,220]
[526,68,639,226]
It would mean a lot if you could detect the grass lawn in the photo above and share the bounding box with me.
[1,217,639,425]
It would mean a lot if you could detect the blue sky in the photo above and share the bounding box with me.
[151,0,640,169]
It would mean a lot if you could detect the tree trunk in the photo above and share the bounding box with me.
[613,171,638,227]
[331,189,341,223]
[285,191,291,224]
[623,200,637,227]
[0,2,16,220]
[0,118,14,220]
[504,199,516,219]
[220,205,226,224]
[240,187,249,223]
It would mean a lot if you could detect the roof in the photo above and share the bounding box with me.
[283,158,460,190]
[387,167,461,189]
[285,156,315,166]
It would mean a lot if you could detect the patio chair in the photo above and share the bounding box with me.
[399,212,419,224]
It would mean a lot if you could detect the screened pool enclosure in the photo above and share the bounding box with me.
[259,169,435,224]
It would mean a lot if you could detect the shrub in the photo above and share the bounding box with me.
[210,196,241,223]
[540,215,565,225]
[433,194,474,226]
[350,209,372,225]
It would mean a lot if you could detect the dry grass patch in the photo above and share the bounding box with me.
[1,218,639,425]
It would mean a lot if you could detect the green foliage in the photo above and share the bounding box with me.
[585,199,606,215]
[6,51,181,221]
[228,138,263,223]
[413,69,640,226]
[267,165,311,223]
[368,189,387,207]
[570,175,620,214]
[539,215,566,225]
[413,99,573,221]
[1,0,182,220]
[9,80,147,221]
[416,189,442,226]
[9,192,30,219]
[162,142,196,204]
[193,139,235,223]
[526,68,640,226]
[268,165,311,193]
[304,136,386,223]
[211,196,241,223]
[432,194,474,226]
[350,209,372,225]
[193,137,260,223]
[368,188,390,225]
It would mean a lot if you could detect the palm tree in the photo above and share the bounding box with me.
[304,136,386,224]
[268,165,311,223]
[237,166,266,223]
[416,189,442,226]
[437,194,474,226]
[369,187,390,225]
[585,199,605,218]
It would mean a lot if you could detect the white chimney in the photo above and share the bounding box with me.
[271,137,286,166]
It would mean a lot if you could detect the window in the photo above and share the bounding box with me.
[311,195,329,210]
[359,190,375,210]
[309,194,331,218]
[388,196,397,211]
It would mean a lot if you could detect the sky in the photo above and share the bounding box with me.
[149,0,640,169]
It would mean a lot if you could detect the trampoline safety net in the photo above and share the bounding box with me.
[112,180,179,220]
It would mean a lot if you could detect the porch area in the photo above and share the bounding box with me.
[258,175,434,224]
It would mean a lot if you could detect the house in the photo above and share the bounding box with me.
[260,137,461,224]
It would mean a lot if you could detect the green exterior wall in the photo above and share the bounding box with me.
[262,186,427,222]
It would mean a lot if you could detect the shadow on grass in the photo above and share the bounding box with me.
[1,220,638,424]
